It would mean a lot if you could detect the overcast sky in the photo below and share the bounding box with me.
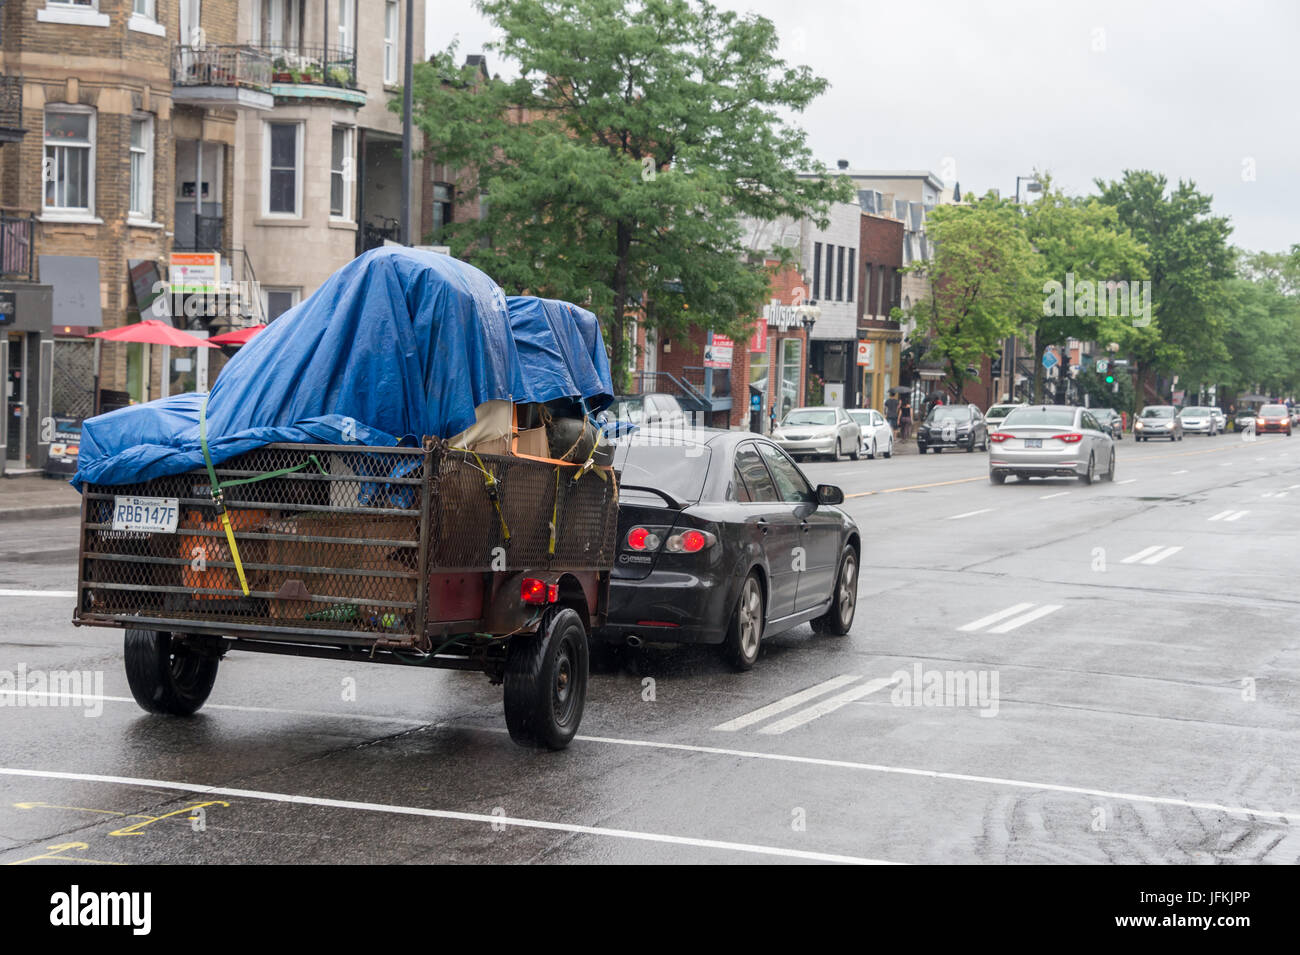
[426,0,1299,254]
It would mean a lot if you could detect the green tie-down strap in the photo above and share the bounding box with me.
[197,395,325,595]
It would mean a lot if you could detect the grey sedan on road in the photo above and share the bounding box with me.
[1134,405,1183,441]
[988,405,1116,485]
[1177,405,1219,436]
[772,406,861,461]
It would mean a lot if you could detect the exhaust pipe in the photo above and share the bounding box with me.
[625,635,643,649]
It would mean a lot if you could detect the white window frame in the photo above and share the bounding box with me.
[383,1,399,85]
[262,120,303,218]
[42,104,97,220]
[38,1,110,27]
[128,0,166,36]
[128,114,155,223]
[262,287,301,322]
[337,0,355,52]
[330,125,355,222]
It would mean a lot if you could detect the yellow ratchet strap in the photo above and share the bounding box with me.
[199,395,250,597]
[454,446,510,545]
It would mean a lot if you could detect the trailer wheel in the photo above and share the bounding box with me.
[123,629,219,716]
[503,608,588,750]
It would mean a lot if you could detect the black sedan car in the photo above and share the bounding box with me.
[916,403,988,453]
[597,429,861,670]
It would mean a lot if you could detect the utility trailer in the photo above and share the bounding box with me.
[73,439,619,749]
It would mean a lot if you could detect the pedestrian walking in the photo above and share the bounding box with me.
[899,397,913,439]
[769,401,778,435]
[885,394,899,436]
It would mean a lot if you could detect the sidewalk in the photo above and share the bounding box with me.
[0,473,82,521]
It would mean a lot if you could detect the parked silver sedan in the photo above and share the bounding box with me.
[988,405,1116,485]
[772,406,861,461]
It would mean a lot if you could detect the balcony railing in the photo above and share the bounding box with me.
[172,45,273,92]
[1,210,36,282]
[257,45,359,90]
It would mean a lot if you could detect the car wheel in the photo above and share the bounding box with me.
[124,629,219,716]
[832,440,844,461]
[867,438,876,460]
[723,573,764,671]
[989,471,1006,485]
[1078,452,1095,485]
[883,440,892,459]
[811,548,857,636]
[1104,449,1116,481]
[849,439,861,461]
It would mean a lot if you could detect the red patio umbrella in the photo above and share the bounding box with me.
[207,324,267,346]
[88,319,217,348]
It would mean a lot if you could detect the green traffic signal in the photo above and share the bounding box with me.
[1105,374,1115,383]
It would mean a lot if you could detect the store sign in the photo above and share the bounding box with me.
[169,252,221,294]
[749,317,767,354]
[704,334,734,369]
[762,299,802,331]
[43,416,83,475]
[857,340,875,369]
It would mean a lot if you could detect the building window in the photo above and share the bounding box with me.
[255,0,300,50]
[337,0,354,51]
[264,121,301,216]
[847,249,855,303]
[129,115,154,220]
[263,287,300,321]
[330,126,354,219]
[812,242,822,300]
[43,106,95,215]
[384,1,399,84]
[132,0,155,16]
[836,247,846,301]
[862,262,872,316]
[431,183,453,240]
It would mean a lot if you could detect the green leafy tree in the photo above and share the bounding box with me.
[407,0,850,385]
[1025,177,1150,403]
[1094,171,1234,401]
[909,193,1043,400]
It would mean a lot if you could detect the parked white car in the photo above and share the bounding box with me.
[772,406,862,461]
[848,408,894,459]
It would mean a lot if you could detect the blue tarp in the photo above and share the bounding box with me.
[73,247,613,489]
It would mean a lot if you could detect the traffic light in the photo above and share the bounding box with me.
[1105,373,1115,384]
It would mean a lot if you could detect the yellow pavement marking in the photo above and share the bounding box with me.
[5,842,123,866]
[846,440,1291,499]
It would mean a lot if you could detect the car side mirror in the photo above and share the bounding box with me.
[816,484,844,506]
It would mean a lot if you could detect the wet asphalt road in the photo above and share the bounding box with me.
[1,432,1297,864]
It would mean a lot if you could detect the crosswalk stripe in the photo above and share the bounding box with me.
[987,604,1063,634]
[1121,545,1163,563]
[1208,510,1233,521]
[957,602,1034,632]
[1141,545,1183,564]
[1224,511,1248,522]
[757,677,898,735]
[711,674,862,732]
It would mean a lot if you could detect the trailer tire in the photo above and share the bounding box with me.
[503,608,588,750]
[123,629,219,716]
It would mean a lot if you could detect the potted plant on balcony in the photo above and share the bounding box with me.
[328,65,351,87]
[271,56,294,82]
[296,64,324,84]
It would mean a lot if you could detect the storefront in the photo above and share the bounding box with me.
[0,280,54,475]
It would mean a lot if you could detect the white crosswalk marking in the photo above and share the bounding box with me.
[1141,545,1183,564]
[1224,511,1249,522]
[987,604,1063,633]
[1209,510,1248,522]
[711,675,862,732]
[1208,510,1234,521]
[1121,545,1163,563]
[757,677,899,735]
[957,602,1034,632]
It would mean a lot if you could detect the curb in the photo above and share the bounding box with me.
[0,504,82,522]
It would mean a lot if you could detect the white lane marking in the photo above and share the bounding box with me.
[1274,492,1287,499]
[566,737,1299,824]
[0,589,77,598]
[957,603,1035,633]
[1141,545,1183,565]
[712,674,862,732]
[1288,484,1300,490]
[947,508,994,520]
[758,678,899,735]
[0,767,897,865]
[987,604,1063,634]
[1171,469,1189,474]
[1219,462,1233,467]
[0,691,431,727]
[1223,511,1249,522]
[1208,510,1234,521]
[1117,478,1137,485]
[1039,491,1071,500]
[1120,545,1163,564]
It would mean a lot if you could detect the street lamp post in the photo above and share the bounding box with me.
[800,307,818,407]
[1015,176,1042,204]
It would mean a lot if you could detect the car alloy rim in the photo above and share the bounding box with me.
[740,578,762,657]
[838,555,857,621]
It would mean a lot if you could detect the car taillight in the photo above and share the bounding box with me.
[521,577,558,606]
[665,529,716,553]
[626,527,662,551]
[1054,433,1084,443]
[989,432,1010,443]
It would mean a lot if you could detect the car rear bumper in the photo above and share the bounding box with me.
[598,569,733,645]
[990,447,1088,474]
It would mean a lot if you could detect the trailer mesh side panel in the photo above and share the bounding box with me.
[79,444,427,638]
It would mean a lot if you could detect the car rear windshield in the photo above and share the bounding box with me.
[785,410,835,426]
[1261,405,1287,415]
[1142,407,1175,418]
[611,440,711,504]
[1000,407,1076,427]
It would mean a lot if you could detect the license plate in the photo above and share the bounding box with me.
[111,496,179,534]
[1025,438,1042,448]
